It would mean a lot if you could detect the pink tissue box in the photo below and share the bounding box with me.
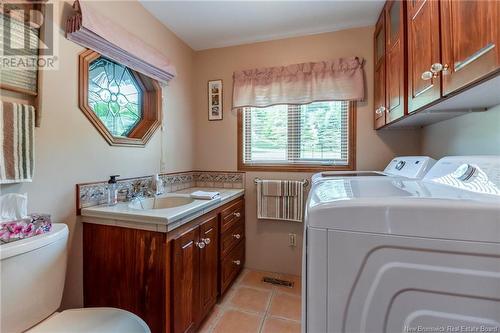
[0,214,52,243]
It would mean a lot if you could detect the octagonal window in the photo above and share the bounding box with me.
[79,50,161,147]
[88,57,143,137]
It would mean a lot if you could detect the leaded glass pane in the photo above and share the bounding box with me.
[88,57,142,137]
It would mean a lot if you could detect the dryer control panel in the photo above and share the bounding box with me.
[424,156,500,195]
[383,156,436,178]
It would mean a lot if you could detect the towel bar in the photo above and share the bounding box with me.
[254,178,309,188]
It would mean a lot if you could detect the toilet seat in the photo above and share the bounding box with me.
[27,307,150,333]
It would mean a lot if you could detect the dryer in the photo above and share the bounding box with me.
[304,156,500,333]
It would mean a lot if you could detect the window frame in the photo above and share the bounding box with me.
[237,102,356,172]
[79,50,162,147]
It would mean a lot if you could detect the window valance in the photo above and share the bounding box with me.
[66,0,176,83]
[232,57,364,108]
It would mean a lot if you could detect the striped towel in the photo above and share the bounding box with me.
[0,102,35,183]
[257,180,305,222]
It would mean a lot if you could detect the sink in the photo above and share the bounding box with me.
[128,196,195,210]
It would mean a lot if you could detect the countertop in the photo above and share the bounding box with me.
[81,187,244,232]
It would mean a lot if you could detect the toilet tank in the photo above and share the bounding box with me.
[1,223,69,333]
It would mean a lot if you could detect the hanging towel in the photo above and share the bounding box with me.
[0,102,35,184]
[257,180,305,222]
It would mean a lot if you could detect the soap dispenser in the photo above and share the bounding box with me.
[153,174,165,195]
[107,175,120,206]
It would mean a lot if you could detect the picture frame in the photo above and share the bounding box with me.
[208,79,223,121]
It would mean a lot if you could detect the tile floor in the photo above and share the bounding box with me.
[199,269,302,333]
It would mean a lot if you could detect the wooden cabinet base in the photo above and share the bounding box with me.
[82,196,245,333]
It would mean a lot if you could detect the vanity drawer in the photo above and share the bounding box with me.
[220,198,244,233]
[220,219,244,258]
[220,241,245,295]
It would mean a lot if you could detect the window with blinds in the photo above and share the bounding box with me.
[240,101,354,170]
[0,11,40,94]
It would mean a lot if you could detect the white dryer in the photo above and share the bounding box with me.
[312,156,435,184]
[304,156,500,333]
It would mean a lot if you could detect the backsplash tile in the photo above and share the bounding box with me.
[76,171,245,212]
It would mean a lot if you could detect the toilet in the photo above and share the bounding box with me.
[0,224,150,333]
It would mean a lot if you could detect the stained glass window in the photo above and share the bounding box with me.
[88,57,142,137]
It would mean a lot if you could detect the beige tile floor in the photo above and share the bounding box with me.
[199,269,302,333]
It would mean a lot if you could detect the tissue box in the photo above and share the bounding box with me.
[0,214,52,243]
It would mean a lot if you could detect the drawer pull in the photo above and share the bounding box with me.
[233,260,241,266]
[232,234,241,239]
[202,238,211,245]
[233,212,241,218]
[196,241,206,249]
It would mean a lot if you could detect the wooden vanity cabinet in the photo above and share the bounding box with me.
[219,198,245,295]
[171,213,218,333]
[83,196,245,333]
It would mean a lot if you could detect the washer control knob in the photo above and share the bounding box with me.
[453,164,477,181]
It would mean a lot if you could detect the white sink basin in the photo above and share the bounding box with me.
[128,196,195,210]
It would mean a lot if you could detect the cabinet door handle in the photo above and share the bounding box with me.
[233,260,241,266]
[375,106,386,115]
[233,212,241,218]
[196,241,206,249]
[421,71,433,80]
[431,63,449,74]
[233,234,241,239]
[202,238,211,245]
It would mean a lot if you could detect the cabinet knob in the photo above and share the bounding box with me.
[202,238,211,245]
[421,71,433,80]
[375,107,382,115]
[196,241,206,249]
[233,260,241,266]
[233,212,241,218]
[233,234,241,239]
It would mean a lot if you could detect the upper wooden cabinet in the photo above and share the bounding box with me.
[374,12,387,129]
[440,0,500,95]
[373,0,407,129]
[407,0,441,113]
[375,0,500,128]
[385,0,407,123]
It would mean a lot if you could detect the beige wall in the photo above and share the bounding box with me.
[193,27,422,275]
[0,0,195,308]
[421,104,500,158]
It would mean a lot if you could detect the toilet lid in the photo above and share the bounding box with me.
[27,307,150,333]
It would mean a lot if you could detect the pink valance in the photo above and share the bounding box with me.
[232,57,364,108]
[66,0,176,82]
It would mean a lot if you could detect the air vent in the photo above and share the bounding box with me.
[262,277,294,288]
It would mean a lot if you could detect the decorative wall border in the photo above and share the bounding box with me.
[76,171,245,214]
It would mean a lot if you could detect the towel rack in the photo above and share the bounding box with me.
[254,178,310,188]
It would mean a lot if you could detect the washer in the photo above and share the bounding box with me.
[312,156,436,184]
[304,156,500,333]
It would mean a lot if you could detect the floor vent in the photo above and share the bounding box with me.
[262,277,294,288]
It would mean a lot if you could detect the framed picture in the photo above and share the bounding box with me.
[208,79,223,121]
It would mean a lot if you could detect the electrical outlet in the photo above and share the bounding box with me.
[288,233,297,247]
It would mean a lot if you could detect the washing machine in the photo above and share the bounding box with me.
[304,156,500,333]
[311,156,436,184]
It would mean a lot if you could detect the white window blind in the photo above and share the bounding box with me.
[0,11,39,94]
[242,101,351,166]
